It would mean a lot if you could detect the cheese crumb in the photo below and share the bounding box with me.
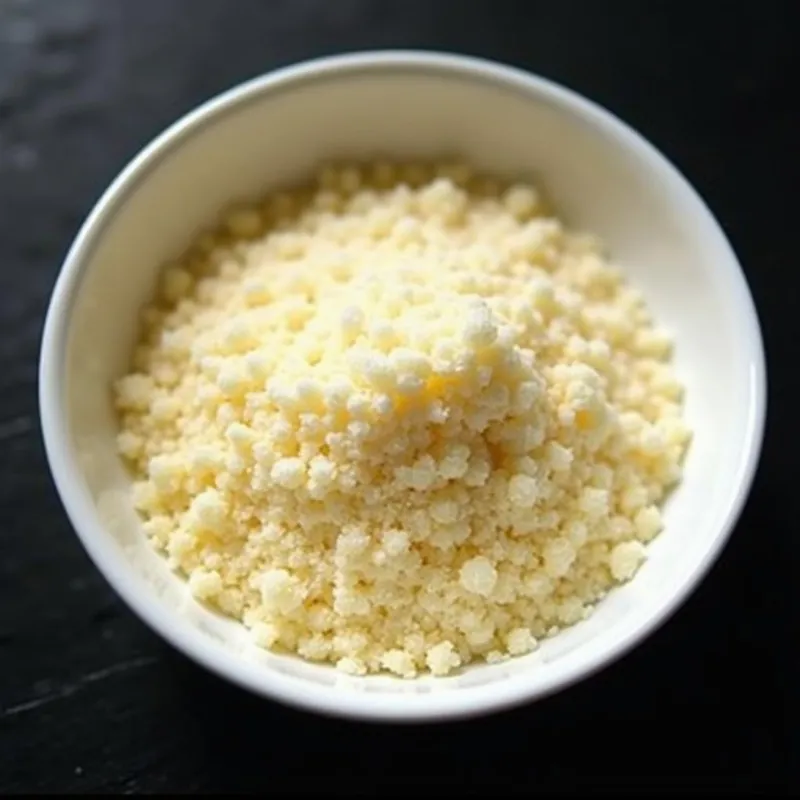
[609,541,648,581]
[506,627,538,656]
[115,160,690,678]
[381,649,417,678]
[258,568,305,614]
[508,474,539,508]
[270,457,306,490]
[336,657,367,676]
[459,556,498,597]
[426,641,462,676]
[188,568,223,600]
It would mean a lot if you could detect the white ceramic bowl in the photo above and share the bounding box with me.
[39,51,766,723]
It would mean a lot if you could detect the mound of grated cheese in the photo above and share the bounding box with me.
[115,161,691,678]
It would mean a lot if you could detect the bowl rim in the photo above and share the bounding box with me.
[38,49,767,723]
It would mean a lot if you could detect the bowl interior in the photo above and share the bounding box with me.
[50,55,763,715]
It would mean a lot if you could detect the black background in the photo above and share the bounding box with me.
[0,0,794,794]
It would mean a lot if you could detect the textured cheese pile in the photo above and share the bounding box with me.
[115,161,691,678]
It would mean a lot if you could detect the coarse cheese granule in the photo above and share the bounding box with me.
[114,160,691,678]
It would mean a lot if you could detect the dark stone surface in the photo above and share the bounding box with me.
[0,0,794,793]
